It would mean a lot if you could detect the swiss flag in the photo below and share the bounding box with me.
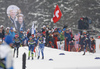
[53,5,62,23]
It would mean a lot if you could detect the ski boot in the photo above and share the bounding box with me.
[16,55,18,58]
[83,52,85,55]
[37,56,40,59]
[42,56,44,59]
[32,57,34,60]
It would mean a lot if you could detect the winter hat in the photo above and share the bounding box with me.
[15,34,18,37]
[83,30,87,33]
[1,25,4,28]
[43,25,46,28]
[80,17,83,20]
[20,28,23,31]
[6,27,10,30]
[10,27,13,30]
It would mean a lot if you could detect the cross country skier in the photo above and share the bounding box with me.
[37,34,45,59]
[0,36,13,69]
[28,36,37,60]
[82,30,92,55]
[13,34,20,58]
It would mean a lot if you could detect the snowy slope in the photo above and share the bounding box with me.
[13,47,100,69]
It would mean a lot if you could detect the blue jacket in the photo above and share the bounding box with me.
[64,32,71,41]
[5,35,13,45]
[38,37,45,47]
[19,32,24,40]
[9,31,15,38]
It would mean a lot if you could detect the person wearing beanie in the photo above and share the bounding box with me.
[28,36,37,60]
[0,28,3,41]
[13,34,20,58]
[5,27,10,37]
[0,25,5,39]
[9,27,15,38]
[64,29,71,51]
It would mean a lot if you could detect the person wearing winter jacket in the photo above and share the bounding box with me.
[90,37,95,53]
[48,32,54,48]
[0,28,3,41]
[64,29,71,51]
[74,33,80,52]
[9,27,15,38]
[79,35,85,51]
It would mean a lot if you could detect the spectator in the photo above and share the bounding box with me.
[60,31,64,41]
[9,27,15,38]
[42,25,46,33]
[0,28,3,41]
[53,28,59,49]
[78,17,84,29]
[46,28,49,46]
[64,29,71,51]
[5,27,10,36]
[74,33,80,52]
[48,32,54,48]
[78,17,84,35]
[90,37,95,53]
[79,35,85,51]
[1,25,5,38]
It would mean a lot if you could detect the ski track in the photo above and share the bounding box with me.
[13,47,100,69]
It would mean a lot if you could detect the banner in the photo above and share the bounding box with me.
[96,39,100,53]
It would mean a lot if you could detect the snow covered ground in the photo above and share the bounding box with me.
[13,47,100,69]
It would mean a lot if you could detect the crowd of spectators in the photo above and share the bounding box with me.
[0,23,97,54]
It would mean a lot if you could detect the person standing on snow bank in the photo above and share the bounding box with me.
[0,38,13,69]
[37,34,45,59]
[64,29,71,51]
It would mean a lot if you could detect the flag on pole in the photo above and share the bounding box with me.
[31,23,35,35]
[53,5,62,23]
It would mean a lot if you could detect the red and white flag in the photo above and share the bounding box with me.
[53,5,62,23]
